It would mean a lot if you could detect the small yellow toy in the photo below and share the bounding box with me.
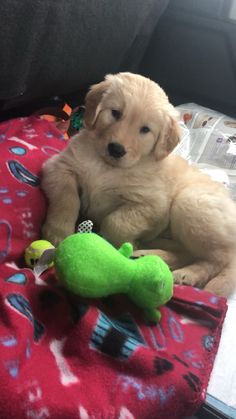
[24,240,55,268]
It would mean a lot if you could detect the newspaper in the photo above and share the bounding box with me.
[174,103,236,201]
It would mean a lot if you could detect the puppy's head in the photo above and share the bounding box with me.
[84,72,180,167]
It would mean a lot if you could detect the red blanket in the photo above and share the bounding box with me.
[0,117,227,419]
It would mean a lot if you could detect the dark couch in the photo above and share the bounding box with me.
[0,0,169,117]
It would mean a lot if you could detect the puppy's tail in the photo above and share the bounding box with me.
[204,259,236,298]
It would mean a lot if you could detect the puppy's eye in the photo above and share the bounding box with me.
[140,126,150,134]
[111,109,122,120]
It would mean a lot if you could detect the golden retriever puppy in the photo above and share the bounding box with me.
[41,72,236,297]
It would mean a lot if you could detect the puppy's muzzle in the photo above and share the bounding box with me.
[107,142,126,159]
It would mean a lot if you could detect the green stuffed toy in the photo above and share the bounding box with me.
[25,221,173,322]
[54,232,173,322]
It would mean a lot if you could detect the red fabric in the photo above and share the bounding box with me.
[0,116,66,264]
[0,117,227,419]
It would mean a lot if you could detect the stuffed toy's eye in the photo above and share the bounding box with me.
[140,126,150,134]
[111,109,122,120]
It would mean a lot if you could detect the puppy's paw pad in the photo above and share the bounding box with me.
[173,269,196,286]
[42,223,74,247]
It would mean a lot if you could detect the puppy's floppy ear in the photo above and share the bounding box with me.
[154,116,181,161]
[84,80,109,129]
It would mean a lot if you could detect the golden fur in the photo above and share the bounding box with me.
[41,72,236,297]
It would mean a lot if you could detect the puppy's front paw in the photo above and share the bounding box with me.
[173,268,198,287]
[41,222,74,247]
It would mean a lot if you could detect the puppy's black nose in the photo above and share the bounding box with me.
[107,142,126,159]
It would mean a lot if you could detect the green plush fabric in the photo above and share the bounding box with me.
[54,233,173,322]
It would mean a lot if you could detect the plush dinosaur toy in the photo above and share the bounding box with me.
[25,222,173,322]
[54,232,173,322]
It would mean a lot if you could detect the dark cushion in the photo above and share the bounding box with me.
[0,0,169,107]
